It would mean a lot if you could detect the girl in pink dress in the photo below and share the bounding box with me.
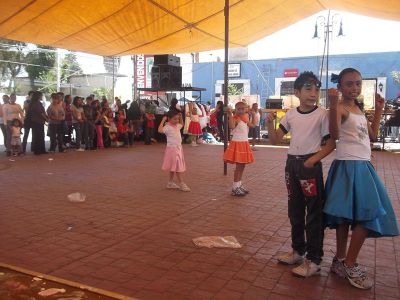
[158,110,190,192]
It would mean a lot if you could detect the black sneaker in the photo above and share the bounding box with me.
[232,187,246,197]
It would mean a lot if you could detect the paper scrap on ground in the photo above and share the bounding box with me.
[38,288,66,296]
[192,236,242,248]
[67,192,86,203]
[48,158,54,161]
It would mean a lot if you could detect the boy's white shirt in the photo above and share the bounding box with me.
[280,107,329,155]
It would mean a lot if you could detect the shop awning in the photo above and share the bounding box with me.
[0,0,399,56]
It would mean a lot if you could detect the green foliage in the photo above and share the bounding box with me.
[0,38,26,88]
[93,87,111,99]
[103,56,120,73]
[228,83,243,96]
[392,71,400,86]
[61,52,82,83]
[25,46,56,88]
[38,70,57,95]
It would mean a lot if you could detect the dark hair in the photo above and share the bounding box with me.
[64,94,71,103]
[167,109,180,119]
[28,90,34,96]
[294,71,321,90]
[217,100,223,107]
[72,96,81,107]
[31,91,43,103]
[337,68,361,87]
[170,98,178,107]
[11,118,22,127]
[337,68,363,111]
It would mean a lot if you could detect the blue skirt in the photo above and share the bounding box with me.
[324,160,399,238]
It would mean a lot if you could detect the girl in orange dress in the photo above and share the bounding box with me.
[223,101,256,197]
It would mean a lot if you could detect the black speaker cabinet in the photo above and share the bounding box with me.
[154,65,182,89]
[154,54,181,66]
[151,66,160,89]
[266,98,283,109]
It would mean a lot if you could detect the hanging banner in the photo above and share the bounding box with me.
[135,54,155,95]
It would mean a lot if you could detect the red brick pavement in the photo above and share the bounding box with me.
[0,144,399,299]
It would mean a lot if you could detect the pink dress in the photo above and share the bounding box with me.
[161,123,186,172]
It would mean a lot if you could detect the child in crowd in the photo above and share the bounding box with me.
[47,93,66,153]
[144,103,156,145]
[116,110,129,147]
[249,102,261,150]
[321,68,399,289]
[187,106,202,146]
[158,110,190,192]
[93,100,104,149]
[10,118,22,156]
[71,96,84,151]
[267,71,333,277]
[223,101,256,197]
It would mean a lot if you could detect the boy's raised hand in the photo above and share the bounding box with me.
[267,112,276,123]
[328,88,339,108]
[375,93,385,111]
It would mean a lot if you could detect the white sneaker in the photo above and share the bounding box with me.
[179,182,191,192]
[76,148,85,152]
[292,259,321,277]
[343,262,373,290]
[166,181,180,189]
[251,146,258,151]
[277,251,304,265]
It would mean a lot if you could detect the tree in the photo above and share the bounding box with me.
[392,71,400,86]
[228,83,243,96]
[38,70,57,95]
[61,52,82,83]
[0,38,26,92]
[103,56,120,74]
[25,46,56,89]
[93,87,111,100]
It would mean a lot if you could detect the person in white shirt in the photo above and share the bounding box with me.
[268,71,335,278]
[3,93,24,156]
[0,94,9,148]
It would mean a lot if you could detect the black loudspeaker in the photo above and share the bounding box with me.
[266,99,283,109]
[151,66,160,89]
[154,54,180,66]
[158,65,182,89]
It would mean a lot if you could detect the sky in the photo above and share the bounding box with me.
[199,10,400,62]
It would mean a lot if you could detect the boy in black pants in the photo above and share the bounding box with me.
[267,71,335,277]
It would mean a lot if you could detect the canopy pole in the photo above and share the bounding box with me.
[223,0,229,175]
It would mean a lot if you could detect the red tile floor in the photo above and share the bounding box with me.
[0,144,399,299]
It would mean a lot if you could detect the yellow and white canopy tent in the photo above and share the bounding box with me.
[1,0,399,173]
[0,0,399,56]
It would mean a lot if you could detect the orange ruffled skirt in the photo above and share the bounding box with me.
[223,141,254,164]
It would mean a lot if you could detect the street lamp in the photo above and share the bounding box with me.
[313,10,344,107]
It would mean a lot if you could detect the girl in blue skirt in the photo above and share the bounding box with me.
[324,68,399,289]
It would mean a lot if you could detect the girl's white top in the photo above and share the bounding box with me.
[190,115,199,122]
[163,123,182,146]
[336,112,371,161]
[232,119,249,142]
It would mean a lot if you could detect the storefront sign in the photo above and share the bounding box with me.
[284,69,298,77]
[228,63,241,78]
